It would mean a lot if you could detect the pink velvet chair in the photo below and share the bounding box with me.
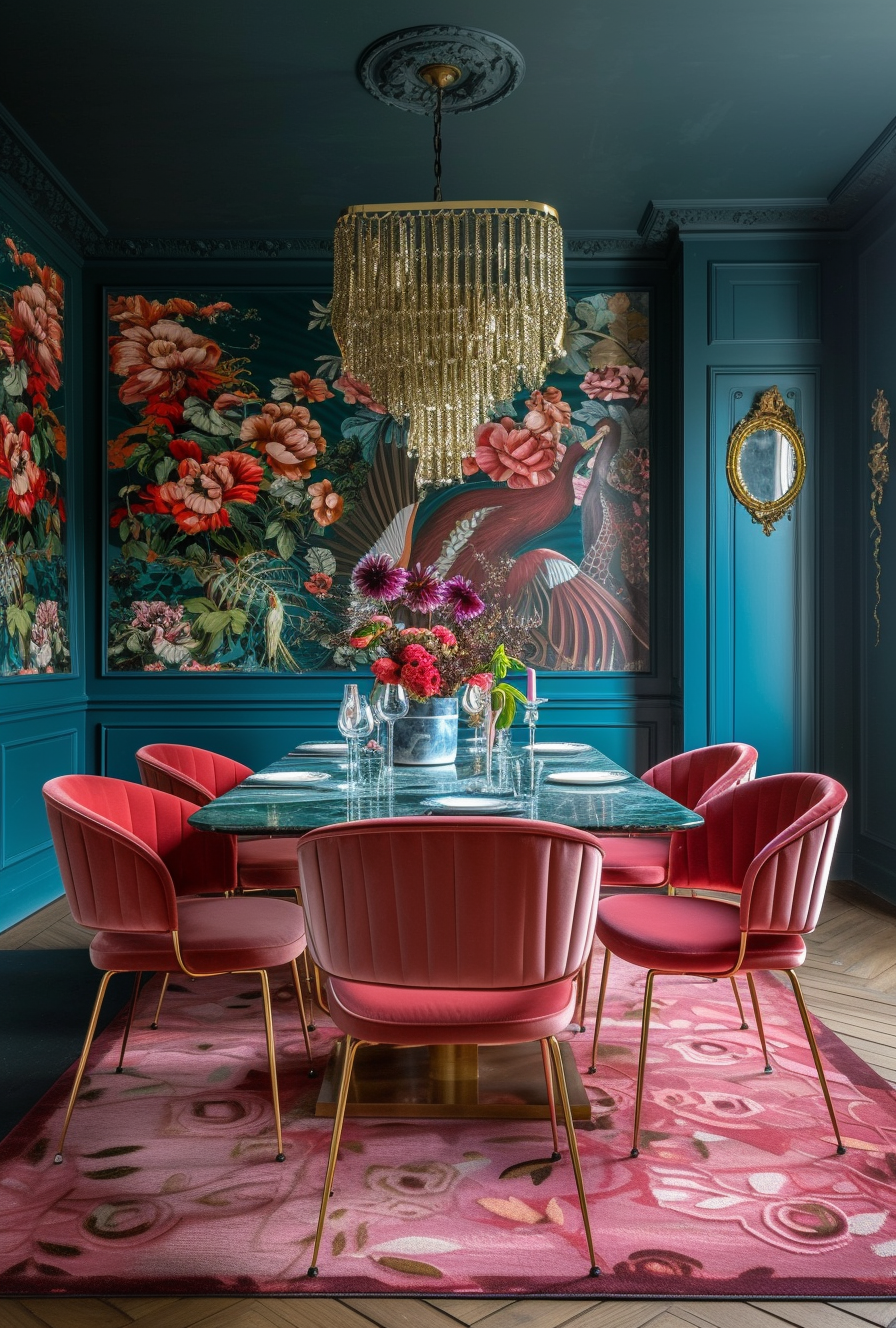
[573,742,758,1028]
[43,774,315,1165]
[589,772,847,1158]
[136,743,300,894]
[599,742,758,889]
[297,816,604,1279]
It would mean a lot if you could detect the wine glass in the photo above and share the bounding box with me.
[461,682,486,752]
[337,683,374,785]
[373,683,409,779]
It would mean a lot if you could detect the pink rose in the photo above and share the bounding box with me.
[474,419,557,490]
[581,365,649,404]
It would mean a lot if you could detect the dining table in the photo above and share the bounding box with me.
[189,738,703,1124]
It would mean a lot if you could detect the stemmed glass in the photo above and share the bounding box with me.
[461,682,487,752]
[337,683,374,785]
[373,683,409,780]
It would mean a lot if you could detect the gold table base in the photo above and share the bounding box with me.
[314,1040,591,1120]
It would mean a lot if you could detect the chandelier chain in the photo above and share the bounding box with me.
[432,86,443,203]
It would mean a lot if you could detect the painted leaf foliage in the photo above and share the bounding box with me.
[106,288,650,673]
[0,228,70,675]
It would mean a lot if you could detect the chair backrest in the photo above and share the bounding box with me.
[136,743,252,807]
[43,775,236,932]
[297,817,602,990]
[643,742,758,811]
[670,773,846,935]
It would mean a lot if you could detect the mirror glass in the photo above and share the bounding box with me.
[738,427,797,503]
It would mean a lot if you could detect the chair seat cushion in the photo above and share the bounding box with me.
[598,834,670,887]
[596,894,806,974]
[90,896,306,975]
[327,975,577,1045]
[237,837,300,890]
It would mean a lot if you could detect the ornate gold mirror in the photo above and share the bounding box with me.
[726,386,807,535]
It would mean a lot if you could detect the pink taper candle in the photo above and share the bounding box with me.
[527,668,537,703]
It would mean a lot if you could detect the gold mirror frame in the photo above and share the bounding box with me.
[726,386,807,536]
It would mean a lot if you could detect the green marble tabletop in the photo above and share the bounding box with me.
[188,740,703,837]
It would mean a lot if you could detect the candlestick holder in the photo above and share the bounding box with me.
[523,697,549,791]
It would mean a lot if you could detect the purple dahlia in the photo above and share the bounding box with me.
[443,574,486,622]
[402,563,446,614]
[351,553,409,602]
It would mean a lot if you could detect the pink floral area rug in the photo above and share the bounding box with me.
[2,955,896,1299]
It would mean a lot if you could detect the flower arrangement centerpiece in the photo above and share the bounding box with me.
[327,553,533,764]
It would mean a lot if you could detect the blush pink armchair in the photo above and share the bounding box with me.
[43,774,315,1166]
[136,743,301,894]
[136,742,315,1027]
[590,772,847,1158]
[297,816,604,1279]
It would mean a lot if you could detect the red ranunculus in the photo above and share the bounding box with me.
[431,625,457,647]
[371,656,402,685]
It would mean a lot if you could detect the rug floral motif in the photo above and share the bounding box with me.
[2,955,895,1296]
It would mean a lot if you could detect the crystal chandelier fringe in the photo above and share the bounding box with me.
[332,203,566,486]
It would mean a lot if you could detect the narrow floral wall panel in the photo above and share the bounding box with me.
[105,289,650,673]
[0,229,69,675]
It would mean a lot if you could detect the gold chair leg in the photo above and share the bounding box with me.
[290,957,317,1075]
[630,970,656,1158]
[539,1038,561,1160]
[729,975,748,1030]
[54,969,118,1164]
[785,969,846,1154]
[313,962,330,1017]
[150,972,170,1030]
[115,971,143,1072]
[573,942,595,1032]
[587,948,612,1073]
[547,1036,600,1278]
[258,970,286,1162]
[308,1034,364,1277]
[746,972,772,1073]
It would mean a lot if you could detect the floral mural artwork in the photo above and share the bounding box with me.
[0,230,69,676]
[106,289,649,672]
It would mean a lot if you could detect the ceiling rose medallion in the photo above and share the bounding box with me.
[331,25,566,487]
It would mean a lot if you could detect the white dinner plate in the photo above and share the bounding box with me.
[422,795,521,813]
[290,742,348,756]
[244,771,331,787]
[545,770,629,786]
[532,742,593,755]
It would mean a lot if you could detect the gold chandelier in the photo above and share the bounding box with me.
[332,58,566,487]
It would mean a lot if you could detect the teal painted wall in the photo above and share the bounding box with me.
[852,191,896,900]
[0,183,88,930]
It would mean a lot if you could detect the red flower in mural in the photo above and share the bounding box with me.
[108,295,200,329]
[303,572,333,597]
[143,450,263,534]
[0,413,46,517]
[289,370,334,403]
[110,319,224,427]
[239,402,326,481]
[474,417,557,489]
[308,478,344,526]
[581,364,649,404]
[333,372,387,413]
[0,281,64,407]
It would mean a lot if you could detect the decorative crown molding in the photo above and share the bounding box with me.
[0,104,104,256]
[83,234,335,261]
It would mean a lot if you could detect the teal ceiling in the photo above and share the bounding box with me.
[5,0,896,234]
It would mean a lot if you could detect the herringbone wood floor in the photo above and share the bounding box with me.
[2,882,895,1328]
